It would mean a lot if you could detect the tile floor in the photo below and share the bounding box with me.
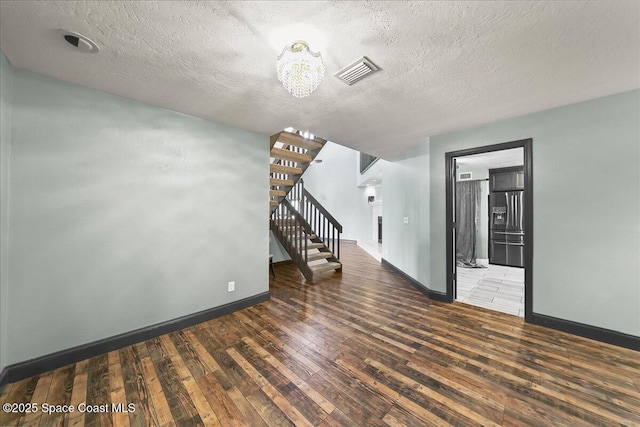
[456,263,525,317]
[357,241,525,317]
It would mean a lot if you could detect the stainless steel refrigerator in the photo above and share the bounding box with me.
[489,191,524,267]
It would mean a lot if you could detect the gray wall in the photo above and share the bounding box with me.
[0,53,12,373]
[302,142,371,242]
[429,90,639,336]
[382,141,431,285]
[4,65,269,365]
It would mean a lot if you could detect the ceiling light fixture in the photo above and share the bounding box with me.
[59,30,99,53]
[277,41,324,98]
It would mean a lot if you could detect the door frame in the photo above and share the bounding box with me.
[445,138,533,322]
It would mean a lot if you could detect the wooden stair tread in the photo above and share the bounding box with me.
[270,147,313,164]
[270,163,302,176]
[276,132,324,151]
[270,190,286,197]
[284,233,317,240]
[310,262,342,274]
[270,177,294,187]
[306,242,325,249]
[306,252,333,261]
[270,200,279,206]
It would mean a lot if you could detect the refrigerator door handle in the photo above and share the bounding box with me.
[512,194,517,229]
[512,194,516,229]
[513,194,519,231]
[515,193,519,229]
[505,194,511,229]
[519,192,523,230]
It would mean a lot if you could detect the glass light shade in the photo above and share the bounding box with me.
[277,41,325,98]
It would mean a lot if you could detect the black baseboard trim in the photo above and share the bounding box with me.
[381,258,451,303]
[0,367,8,393]
[3,292,270,384]
[382,259,638,352]
[532,313,639,351]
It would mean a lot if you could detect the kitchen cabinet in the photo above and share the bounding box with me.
[489,166,524,192]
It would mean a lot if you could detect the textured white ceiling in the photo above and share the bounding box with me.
[1,1,638,160]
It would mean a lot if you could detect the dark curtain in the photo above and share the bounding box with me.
[456,180,483,268]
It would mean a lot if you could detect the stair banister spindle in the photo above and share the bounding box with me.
[324,213,327,242]
[324,216,327,245]
[287,206,292,251]
[284,204,287,247]
[322,217,325,246]
[294,216,303,262]
[300,179,305,218]
[298,212,303,255]
[327,220,331,248]
[333,224,336,254]
[331,223,334,254]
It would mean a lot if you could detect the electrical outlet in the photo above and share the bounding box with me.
[228,281,235,292]
[403,217,409,224]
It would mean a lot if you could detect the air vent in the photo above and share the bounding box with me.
[459,172,473,181]
[59,30,99,53]
[335,56,379,85]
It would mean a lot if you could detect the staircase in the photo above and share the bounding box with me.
[270,130,342,282]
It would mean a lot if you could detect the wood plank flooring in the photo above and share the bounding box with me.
[1,242,639,426]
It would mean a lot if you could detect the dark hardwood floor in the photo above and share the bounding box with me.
[1,242,639,426]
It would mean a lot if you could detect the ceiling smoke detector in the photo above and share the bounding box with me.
[335,56,379,85]
[59,30,99,53]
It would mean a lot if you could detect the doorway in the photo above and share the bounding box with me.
[445,139,533,322]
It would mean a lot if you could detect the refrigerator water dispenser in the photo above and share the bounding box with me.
[491,207,507,226]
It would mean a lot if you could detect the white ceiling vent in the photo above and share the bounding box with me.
[335,57,379,85]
